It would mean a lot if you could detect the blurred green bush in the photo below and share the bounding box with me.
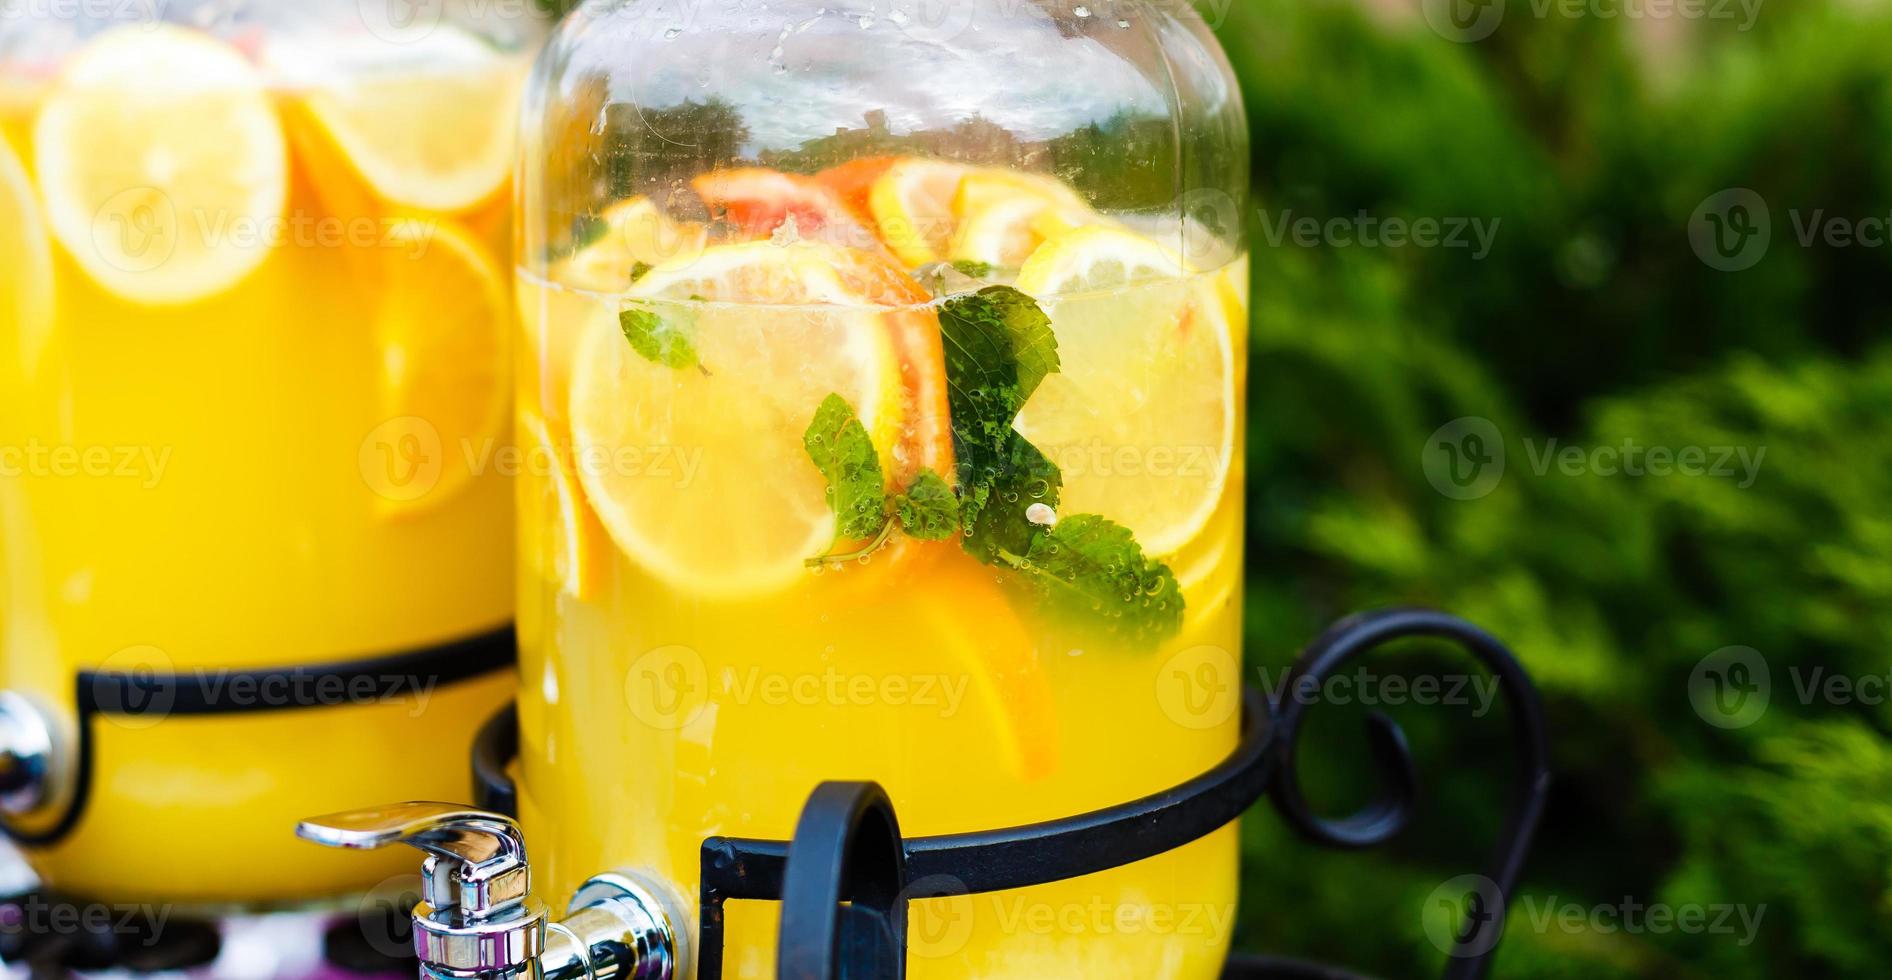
[1215,0,1892,974]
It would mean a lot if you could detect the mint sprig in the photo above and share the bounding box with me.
[797,286,1182,650]
[895,469,960,540]
[1002,514,1183,649]
[620,303,707,373]
[938,286,1059,535]
[802,394,959,565]
[803,393,888,542]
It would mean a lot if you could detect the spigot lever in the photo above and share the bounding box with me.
[297,802,685,980]
[299,802,530,917]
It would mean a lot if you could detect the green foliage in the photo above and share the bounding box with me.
[802,393,887,542]
[618,305,700,371]
[1009,514,1184,649]
[937,286,1062,546]
[895,469,961,541]
[1218,0,1892,974]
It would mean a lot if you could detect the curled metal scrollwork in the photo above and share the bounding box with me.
[1267,608,1551,980]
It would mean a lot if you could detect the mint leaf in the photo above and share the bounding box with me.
[945,285,1059,403]
[951,259,995,279]
[1010,514,1183,648]
[803,394,887,541]
[895,468,960,540]
[620,305,700,370]
[962,431,1061,562]
[939,286,1061,532]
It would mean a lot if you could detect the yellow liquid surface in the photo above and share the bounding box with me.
[517,245,1250,978]
[0,29,522,904]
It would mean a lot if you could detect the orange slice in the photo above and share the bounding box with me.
[915,558,1058,780]
[692,168,880,252]
[815,155,899,224]
[868,158,975,267]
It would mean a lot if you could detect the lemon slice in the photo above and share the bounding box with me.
[1013,227,1236,558]
[869,158,976,267]
[271,31,522,213]
[554,196,709,293]
[569,241,911,600]
[1014,224,1188,294]
[948,195,1105,269]
[374,219,509,517]
[951,168,1087,217]
[33,25,286,306]
[518,410,610,599]
[0,132,52,378]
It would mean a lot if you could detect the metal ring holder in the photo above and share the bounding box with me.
[473,608,1551,980]
[2,624,517,848]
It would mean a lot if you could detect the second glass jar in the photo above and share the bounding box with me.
[515,1,1250,975]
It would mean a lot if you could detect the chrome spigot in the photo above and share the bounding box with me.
[0,691,60,817]
[297,803,685,980]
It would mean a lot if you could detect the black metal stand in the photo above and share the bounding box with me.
[3,624,516,849]
[474,608,1551,980]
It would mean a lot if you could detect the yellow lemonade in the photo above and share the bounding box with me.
[516,162,1249,977]
[0,23,528,903]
